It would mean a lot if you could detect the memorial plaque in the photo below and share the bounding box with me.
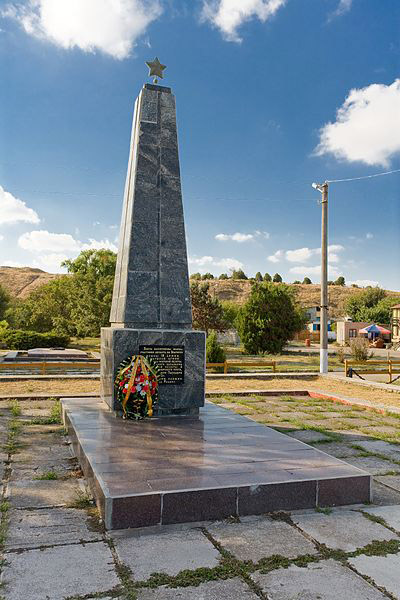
[139,345,184,385]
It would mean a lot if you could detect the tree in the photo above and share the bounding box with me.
[206,331,226,364]
[302,277,312,285]
[255,272,263,282]
[202,272,214,280]
[62,249,116,278]
[231,269,248,280]
[273,273,283,283]
[221,301,240,328]
[293,280,301,285]
[190,273,202,280]
[345,287,388,322]
[334,276,345,286]
[236,283,306,355]
[0,284,10,321]
[219,273,229,280]
[263,273,272,282]
[190,282,229,335]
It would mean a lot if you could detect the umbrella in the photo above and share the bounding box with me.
[358,324,391,335]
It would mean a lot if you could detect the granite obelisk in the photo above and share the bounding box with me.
[101,70,205,416]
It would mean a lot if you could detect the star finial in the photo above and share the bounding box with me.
[146,57,167,84]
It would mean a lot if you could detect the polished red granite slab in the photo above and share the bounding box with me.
[62,397,371,529]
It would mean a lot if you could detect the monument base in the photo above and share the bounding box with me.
[101,327,205,416]
[62,397,372,530]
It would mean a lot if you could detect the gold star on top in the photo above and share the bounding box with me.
[146,57,167,83]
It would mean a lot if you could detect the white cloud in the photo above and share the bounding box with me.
[0,235,3,241]
[18,230,80,253]
[315,79,400,167]
[216,230,269,243]
[201,0,286,42]
[32,253,69,272]
[329,0,352,19]
[268,250,284,263]
[366,232,374,240]
[189,255,243,274]
[81,238,118,252]
[2,0,162,59]
[348,279,380,288]
[1,260,24,267]
[286,247,314,263]
[0,186,40,226]
[216,232,254,243]
[289,265,341,279]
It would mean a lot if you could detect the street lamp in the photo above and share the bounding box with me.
[312,182,329,374]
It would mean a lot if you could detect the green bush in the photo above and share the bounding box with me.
[2,329,70,350]
[349,338,373,362]
[206,331,226,364]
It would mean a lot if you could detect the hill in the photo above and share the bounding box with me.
[1,267,399,319]
[206,280,400,319]
[0,267,60,299]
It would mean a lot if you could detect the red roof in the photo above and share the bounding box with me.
[392,304,400,309]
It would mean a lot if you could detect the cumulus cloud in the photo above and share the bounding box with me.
[269,245,344,265]
[18,230,80,253]
[289,265,341,279]
[0,186,40,226]
[189,255,243,273]
[286,247,314,263]
[315,79,400,167]
[215,230,269,243]
[81,238,118,252]
[348,279,380,288]
[201,0,286,42]
[268,250,284,263]
[2,0,162,59]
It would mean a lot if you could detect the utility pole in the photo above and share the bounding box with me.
[312,181,329,374]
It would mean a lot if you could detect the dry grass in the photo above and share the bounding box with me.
[0,378,99,396]
[206,376,400,410]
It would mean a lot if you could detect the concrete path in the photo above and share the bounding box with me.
[1,398,400,599]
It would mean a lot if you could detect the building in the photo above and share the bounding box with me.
[391,304,400,344]
[305,306,335,340]
[336,320,391,345]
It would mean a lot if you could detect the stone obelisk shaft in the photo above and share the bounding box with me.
[110,83,192,329]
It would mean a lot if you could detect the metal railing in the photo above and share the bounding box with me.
[344,359,400,384]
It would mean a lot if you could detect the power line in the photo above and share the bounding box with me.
[326,168,400,184]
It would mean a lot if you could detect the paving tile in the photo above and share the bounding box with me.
[253,558,386,599]
[136,577,258,599]
[208,516,317,562]
[349,554,400,599]
[113,528,219,580]
[364,505,400,532]
[287,430,333,443]
[372,481,400,506]
[344,456,400,476]
[311,442,361,458]
[376,475,400,492]
[2,542,119,600]
[292,511,396,552]
[7,479,82,508]
[6,507,102,550]
[355,440,400,460]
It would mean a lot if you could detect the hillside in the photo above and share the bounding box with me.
[0,267,60,299]
[206,280,400,319]
[1,267,399,319]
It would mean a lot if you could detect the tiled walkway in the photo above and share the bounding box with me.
[1,397,400,599]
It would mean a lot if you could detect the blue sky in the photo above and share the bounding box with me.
[0,0,399,290]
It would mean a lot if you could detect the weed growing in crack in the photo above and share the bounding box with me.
[315,506,332,515]
[33,471,58,481]
[69,490,93,509]
[9,400,21,417]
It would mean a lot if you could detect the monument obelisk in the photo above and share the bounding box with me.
[101,59,205,416]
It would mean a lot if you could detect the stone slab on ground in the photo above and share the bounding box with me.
[344,456,400,476]
[372,482,400,506]
[207,516,317,562]
[355,440,400,460]
[286,430,332,443]
[349,554,400,599]
[292,511,395,552]
[312,442,361,458]
[136,578,258,599]
[7,479,82,508]
[364,505,400,532]
[253,558,386,600]
[113,528,220,581]
[376,475,400,493]
[6,507,102,550]
[2,541,119,600]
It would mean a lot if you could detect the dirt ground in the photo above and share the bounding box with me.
[0,378,98,397]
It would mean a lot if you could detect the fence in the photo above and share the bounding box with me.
[0,361,100,376]
[344,359,400,384]
[206,360,276,374]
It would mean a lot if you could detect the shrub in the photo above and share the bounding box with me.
[206,331,226,364]
[349,338,373,362]
[336,347,346,363]
[2,329,70,350]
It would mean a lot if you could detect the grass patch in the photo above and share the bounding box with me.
[33,471,58,481]
[69,490,93,509]
[315,506,332,515]
[28,399,62,425]
[9,400,21,417]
